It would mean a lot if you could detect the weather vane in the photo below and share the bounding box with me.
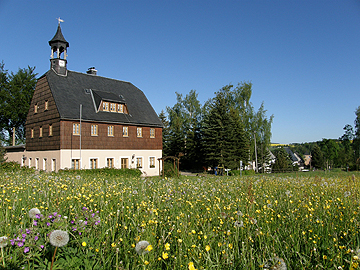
[56,17,64,25]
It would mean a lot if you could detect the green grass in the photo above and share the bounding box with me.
[0,167,359,269]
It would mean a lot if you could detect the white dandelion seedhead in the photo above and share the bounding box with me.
[234,220,244,228]
[264,256,287,270]
[29,208,41,219]
[0,236,8,248]
[49,230,69,247]
[135,240,150,255]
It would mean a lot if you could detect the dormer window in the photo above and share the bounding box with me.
[45,100,49,111]
[103,102,109,111]
[118,104,124,113]
[110,103,116,112]
[34,104,38,114]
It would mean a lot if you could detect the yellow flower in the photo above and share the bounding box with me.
[111,242,117,248]
[145,244,153,252]
[162,252,169,260]
[178,239,183,243]
[95,248,99,252]
[205,245,211,252]
[165,243,170,250]
[144,261,149,265]
[323,255,327,260]
[188,262,197,270]
[82,241,86,247]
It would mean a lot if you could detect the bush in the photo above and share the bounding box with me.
[161,160,179,177]
[58,167,142,178]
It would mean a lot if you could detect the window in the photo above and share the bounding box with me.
[108,125,114,136]
[137,127,142,138]
[107,158,114,168]
[121,158,128,169]
[45,100,49,111]
[103,102,109,111]
[123,126,128,137]
[90,158,98,169]
[31,128,34,138]
[110,103,116,112]
[49,124,53,136]
[35,158,39,170]
[73,123,80,135]
[39,126,43,138]
[34,104,38,114]
[72,159,80,170]
[51,159,56,172]
[149,157,155,168]
[91,125,98,136]
[150,128,155,138]
[29,158,32,167]
[43,158,47,171]
[136,157,142,168]
[118,104,124,113]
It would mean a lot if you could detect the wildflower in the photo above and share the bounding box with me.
[111,242,117,248]
[188,262,197,270]
[162,252,169,259]
[82,241,87,247]
[49,230,69,247]
[205,245,211,252]
[135,240,150,255]
[165,243,170,250]
[29,208,41,219]
[24,247,30,253]
[0,237,8,248]
[145,245,153,252]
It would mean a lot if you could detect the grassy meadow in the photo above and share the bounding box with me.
[0,167,359,269]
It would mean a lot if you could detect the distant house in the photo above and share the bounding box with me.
[284,147,304,169]
[5,22,163,176]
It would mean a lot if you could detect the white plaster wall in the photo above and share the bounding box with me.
[60,149,162,176]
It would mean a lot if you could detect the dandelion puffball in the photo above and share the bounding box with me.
[135,240,150,255]
[0,236,8,248]
[28,208,41,219]
[49,230,69,247]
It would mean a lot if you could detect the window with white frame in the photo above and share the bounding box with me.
[123,126,128,137]
[72,159,80,170]
[108,125,114,136]
[136,157,142,168]
[107,158,114,168]
[90,158,98,169]
[150,128,155,138]
[73,123,80,135]
[91,125,98,136]
[137,127,142,138]
[149,157,155,168]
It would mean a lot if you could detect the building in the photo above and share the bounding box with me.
[5,22,163,176]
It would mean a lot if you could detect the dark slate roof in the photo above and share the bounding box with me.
[44,69,163,127]
[49,24,69,47]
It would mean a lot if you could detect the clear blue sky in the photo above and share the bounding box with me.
[1,0,360,144]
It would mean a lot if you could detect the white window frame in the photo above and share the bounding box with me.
[123,126,128,137]
[137,127,142,138]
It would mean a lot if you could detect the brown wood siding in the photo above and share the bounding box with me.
[60,120,162,150]
[26,76,61,151]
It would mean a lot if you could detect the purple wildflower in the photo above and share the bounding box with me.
[40,245,44,249]
[24,247,30,253]
[46,222,51,226]
[34,236,39,241]
[18,242,24,247]
[33,220,38,226]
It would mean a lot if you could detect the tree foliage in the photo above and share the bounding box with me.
[162,82,273,172]
[0,62,37,145]
[272,147,292,172]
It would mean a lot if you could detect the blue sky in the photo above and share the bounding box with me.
[1,0,360,144]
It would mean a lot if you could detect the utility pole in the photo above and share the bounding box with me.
[254,132,258,173]
[80,104,82,170]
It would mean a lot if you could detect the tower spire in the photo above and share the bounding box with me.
[49,19,69,75]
